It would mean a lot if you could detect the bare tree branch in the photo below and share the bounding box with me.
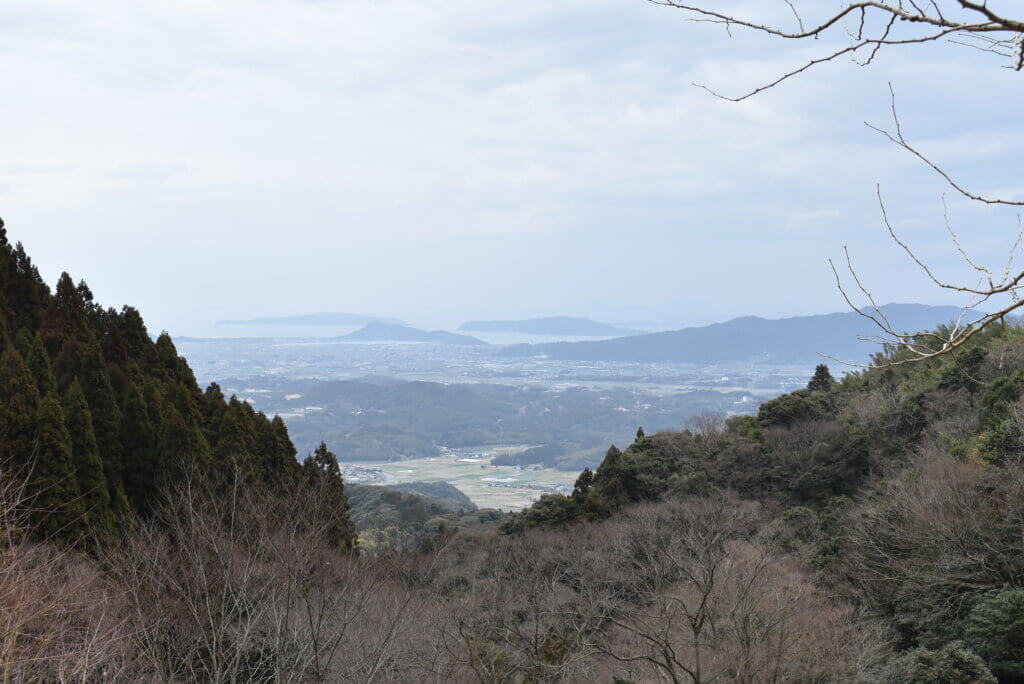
[654,1,1024,363]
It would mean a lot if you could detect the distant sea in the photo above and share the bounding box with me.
[171,324,646,346]
[174,323,363,339]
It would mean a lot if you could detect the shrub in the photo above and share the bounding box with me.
[965,589,1024,681]
[885,641,996,684]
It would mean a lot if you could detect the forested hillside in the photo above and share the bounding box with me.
[498,324,1024,680]
[5,220,1024,681]
[237,376,751,468]
[0,219,355,548]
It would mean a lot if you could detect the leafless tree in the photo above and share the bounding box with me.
[0,467,130,682]
[426,529,599,682]
[104,467,435,682]
[653,1,1024,362]
[566,497,883,682]
[841,451,1024,640]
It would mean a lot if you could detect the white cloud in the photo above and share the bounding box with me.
[1,0,1022,332]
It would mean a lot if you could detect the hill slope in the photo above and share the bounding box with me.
[338,323,487,345]
[0,218,355,548]
[506,304,969,364]
[459,316,638,336]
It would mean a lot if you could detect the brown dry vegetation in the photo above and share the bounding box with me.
[11,328,1024,681]
[0,464,890,682]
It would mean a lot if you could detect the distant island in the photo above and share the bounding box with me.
[338,323,487,346]
[458,316,639,336]
[218,312,404,326]
[505,304,973,365]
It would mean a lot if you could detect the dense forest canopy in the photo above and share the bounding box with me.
[0,218,355,549]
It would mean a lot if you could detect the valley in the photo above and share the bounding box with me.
[173,336,813,508]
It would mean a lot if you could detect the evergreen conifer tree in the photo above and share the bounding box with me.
[13,327,33,359]
[30,393,86,541]
[0,346,41,469]
[0,295,9,350]
[17,330,56,397]
[40,272,90,358]
[807,364,836,392]
[636,426,645,440]
[152,332,182,383]
[158,405,206,481]
[572,468,594,500]
[120,384,160,515]
[77,338,124,473]
[142,380,164,435]
[270,415,298,475]
[63,378,113,533]
[302,441,357,551]
[593,444,637,507]
[6,242,50,333]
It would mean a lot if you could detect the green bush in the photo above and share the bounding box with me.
[886,641,996,684]
[965,589,1024,681]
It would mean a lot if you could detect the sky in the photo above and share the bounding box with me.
[2,0,1023,335]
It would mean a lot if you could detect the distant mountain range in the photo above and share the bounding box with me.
[505,304,973,364]
[217,312,403,326]
[459,316,639,336]
[338,323,487,346]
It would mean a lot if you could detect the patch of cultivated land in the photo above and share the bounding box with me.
[349,449,579,510]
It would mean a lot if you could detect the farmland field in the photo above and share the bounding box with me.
[341,447,580,510]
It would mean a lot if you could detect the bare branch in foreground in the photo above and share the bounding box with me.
[653,1,1024,363]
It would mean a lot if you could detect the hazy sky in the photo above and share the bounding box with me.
[2,1,1023,335]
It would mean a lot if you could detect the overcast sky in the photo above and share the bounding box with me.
[2,0,1023,335]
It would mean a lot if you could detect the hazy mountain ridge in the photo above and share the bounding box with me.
[506,304,972,364]
[338,322,487,346]
[218,312,403,326]
[459,316,640,336]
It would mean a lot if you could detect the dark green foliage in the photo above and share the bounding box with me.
[938,347,986,394]
[965,589,1024,681]
[40,272,91,358]
[21,330,56,397]
[757,388,834,428]
[76,338,123,475]
[636,426,644,439]
[980,369,1024,425]
[30,394,86,540]
[807,363,835,392]
[508,346,1018,536]
[388,481,477,511]
[120,384,160,515]
[4,241,50,333]
[498,493,583,533]
[62,379,113,533]
[2,222,340,544]
[346,482,492,548]
[158,406,202,481]
[302,442,358,551]
[0,345,40,468]
[885,642,996,684]
[592,444,631,504]
[572,467,593,500]
[260,377,749,469]
[12,326,32,359]
[765,421,871,502]
[141,380,164,436]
